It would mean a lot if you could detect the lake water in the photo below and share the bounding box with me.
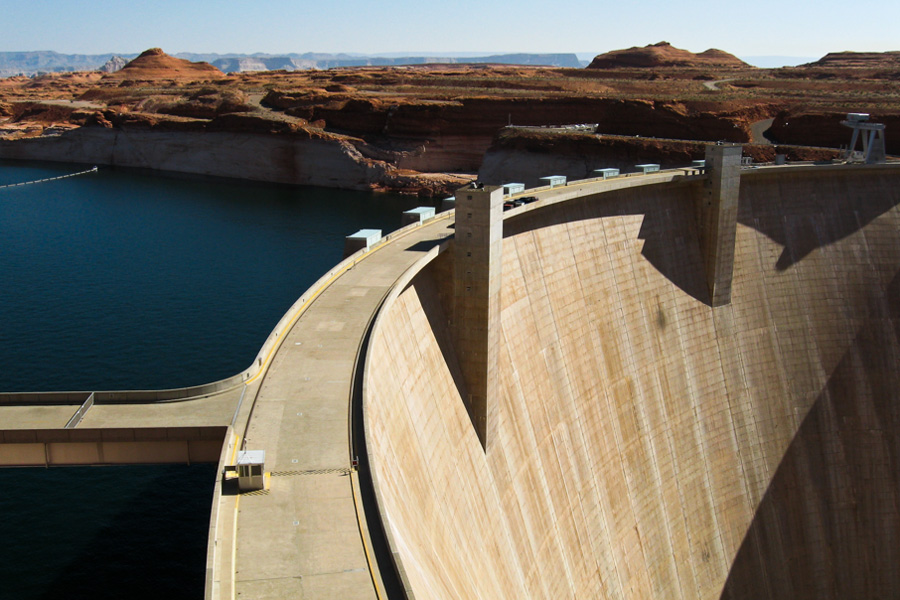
[0,160,428,599]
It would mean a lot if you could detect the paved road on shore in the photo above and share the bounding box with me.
[703,78,737,91]
[750,117,775,144]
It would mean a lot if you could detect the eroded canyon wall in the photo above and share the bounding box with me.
[0,128,374,188]
[364,165,900,599]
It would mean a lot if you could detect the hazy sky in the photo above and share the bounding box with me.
[3,0,897,60]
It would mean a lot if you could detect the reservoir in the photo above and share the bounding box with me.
[0,160,428,599]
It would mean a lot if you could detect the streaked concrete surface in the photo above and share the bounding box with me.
[364,163,900,599]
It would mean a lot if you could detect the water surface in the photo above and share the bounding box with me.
[0,160,428,599]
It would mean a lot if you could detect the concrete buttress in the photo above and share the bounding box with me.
[452,183,504,451]
[697,144,742,306]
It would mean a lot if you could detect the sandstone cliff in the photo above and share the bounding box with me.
[3,47,898,195]
[264,89,772,173]
[99,56,128,73]
[0,124,470,196]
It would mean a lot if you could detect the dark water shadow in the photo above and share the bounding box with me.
[720,271,900,599]
[35,464,216,600]
[504,185,711,305]
[737,170,900,271]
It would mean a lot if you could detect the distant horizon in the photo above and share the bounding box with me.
[4,0,897,62]
[0,48,831,70]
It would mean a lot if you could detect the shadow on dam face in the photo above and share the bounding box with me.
[737,169,900,271]
[364,165,900,599]
[721,268,900,599]
[504,182,713,305]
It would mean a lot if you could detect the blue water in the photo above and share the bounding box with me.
[0,160,429,599]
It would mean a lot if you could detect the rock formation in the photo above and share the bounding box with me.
[587,41,748,69]
[211,56,298,74]
[803,51,900,69]
[99,56,128,73]
[103,48,225,81]
[0,116,472,196]
[2,45,898,194]
[766,112,900,155]
[478,128,839,187]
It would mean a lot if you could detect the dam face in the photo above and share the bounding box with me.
[363,166,900,599]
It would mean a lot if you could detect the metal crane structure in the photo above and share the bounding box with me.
[841,112,887,163]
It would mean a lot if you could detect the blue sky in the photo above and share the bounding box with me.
[4,0,898,61]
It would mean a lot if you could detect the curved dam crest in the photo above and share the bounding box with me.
[4,159,899,599]
[363,165,900,599]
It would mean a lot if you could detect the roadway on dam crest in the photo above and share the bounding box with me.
[208,212,456,600]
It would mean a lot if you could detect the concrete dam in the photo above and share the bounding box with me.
[2,150,899,599]
[363,159,900,599]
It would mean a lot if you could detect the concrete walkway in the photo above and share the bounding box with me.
[209,214,455,600]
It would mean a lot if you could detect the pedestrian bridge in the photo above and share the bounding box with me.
[2,156,900,600]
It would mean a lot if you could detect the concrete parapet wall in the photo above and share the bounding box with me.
[364,164,900,599]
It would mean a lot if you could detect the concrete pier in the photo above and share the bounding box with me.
[452,183,504,450]
[696,144,742,306]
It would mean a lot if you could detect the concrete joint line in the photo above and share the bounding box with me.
[234,575,304,584]
[270,468,351,476]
